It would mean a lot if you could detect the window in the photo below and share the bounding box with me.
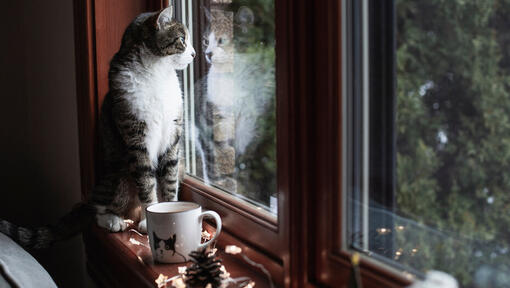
[75,0,417,286]
[177,0,277,215]
[75,0,287,285]
[174,0,287,282]
[346,0,510,287]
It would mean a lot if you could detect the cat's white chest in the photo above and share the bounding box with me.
[127,59,182,167]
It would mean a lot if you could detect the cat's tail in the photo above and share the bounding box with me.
[0,203,96,249]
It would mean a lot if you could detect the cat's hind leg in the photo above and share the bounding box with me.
[90,174,129,232]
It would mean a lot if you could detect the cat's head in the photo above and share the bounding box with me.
[202,9,234,65]
[144,6,195,69]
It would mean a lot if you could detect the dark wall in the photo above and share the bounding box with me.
[0,1,93,287]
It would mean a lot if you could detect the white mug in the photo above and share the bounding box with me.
[146,201,222,263]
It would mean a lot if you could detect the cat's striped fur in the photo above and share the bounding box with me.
[0,6,195,249]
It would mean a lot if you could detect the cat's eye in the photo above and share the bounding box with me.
[179,36,185,43]
[218,37,224,45]
[202,38,209,46]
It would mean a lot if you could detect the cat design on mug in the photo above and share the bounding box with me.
[152,231,187,262]
[153,232,177,256]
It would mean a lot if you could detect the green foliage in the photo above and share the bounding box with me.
[233,0,276,207]
[394,0,510,286]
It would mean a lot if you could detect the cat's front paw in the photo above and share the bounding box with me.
[96,214,127,232]
[137,219,148,234]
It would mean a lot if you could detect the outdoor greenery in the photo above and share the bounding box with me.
[394,0,510,286]
[230,0,276,208]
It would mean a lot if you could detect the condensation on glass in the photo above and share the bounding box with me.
[348,1,510,287]
[179,0,276,214]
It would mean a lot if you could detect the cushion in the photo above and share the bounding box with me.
[0,232,57,288]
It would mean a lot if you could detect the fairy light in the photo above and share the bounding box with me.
[155,274,168,288]
[129,237,150,248]
[129,238,140,245]
[152,243,275,288]
[403,271,415,280]
[208,248,218,257]
[124,219,135,225]
[394,248,403,260]
[178,266,187,275]
[201,230,212,241]
[220,265,230,279]
[376,228,391,235]
[225,245,242,255]
[396,225,405,231]
[171,277,186,288]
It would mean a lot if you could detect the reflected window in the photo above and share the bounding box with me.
[179,0,276,214]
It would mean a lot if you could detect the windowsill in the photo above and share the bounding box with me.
[84,225,274,288]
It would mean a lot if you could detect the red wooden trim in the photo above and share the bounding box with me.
[309,1,413,287]
[182,177,277,229]
[203,222,284,287]
[85,225,272,288]
[275,0,292,287]
[180,179,283,261]
[74,0,165,196]
[94,0,158,110]
[281,0,309,287]
[74,0,98,198]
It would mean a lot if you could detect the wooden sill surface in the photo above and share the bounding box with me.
[84,225,273,288]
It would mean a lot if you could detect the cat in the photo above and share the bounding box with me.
[0,6,195,249]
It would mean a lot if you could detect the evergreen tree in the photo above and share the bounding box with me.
[395,0,510,286]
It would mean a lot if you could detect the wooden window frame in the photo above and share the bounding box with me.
[309,0,413,287]
[173,0,286,267]
[73,0,416,287]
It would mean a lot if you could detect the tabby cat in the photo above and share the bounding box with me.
[0,6,194,249]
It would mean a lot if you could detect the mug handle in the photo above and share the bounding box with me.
[198,210,222,249]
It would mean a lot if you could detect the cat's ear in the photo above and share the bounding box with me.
[202,6,212,22]
[156,6,174,30]
[153,231,159,241]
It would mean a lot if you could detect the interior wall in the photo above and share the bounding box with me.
[0,1,92,287]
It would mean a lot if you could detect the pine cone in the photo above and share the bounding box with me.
[185,248,223,288]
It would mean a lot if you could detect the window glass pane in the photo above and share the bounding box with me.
[349,1,510,286]
[181,0,276,214]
